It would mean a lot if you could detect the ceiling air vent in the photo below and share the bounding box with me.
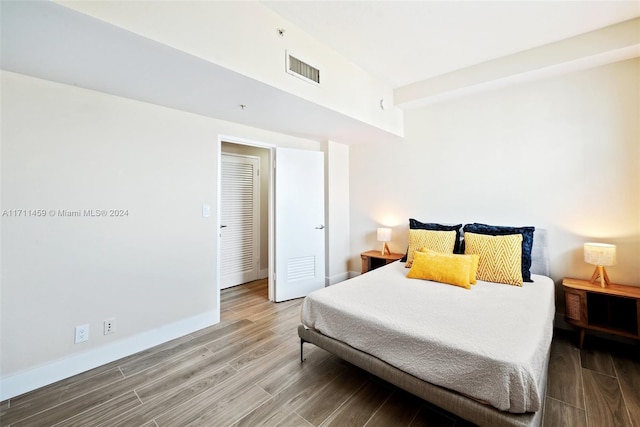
[286,51,320,85]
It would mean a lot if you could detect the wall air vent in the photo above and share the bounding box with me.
[286,51,320,86]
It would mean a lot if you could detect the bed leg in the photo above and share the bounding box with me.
[300,338,306,363]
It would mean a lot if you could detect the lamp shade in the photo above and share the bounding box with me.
[377,227,392,242]
[584,243,616,267]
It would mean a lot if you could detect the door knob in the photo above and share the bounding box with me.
[315,225,325,229]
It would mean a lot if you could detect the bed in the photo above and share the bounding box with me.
[299,227,554,427]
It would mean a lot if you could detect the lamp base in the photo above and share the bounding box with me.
[589,265,611,288]
[381,242,390,256]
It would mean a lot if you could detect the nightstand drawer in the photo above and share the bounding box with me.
[564,290,586,323]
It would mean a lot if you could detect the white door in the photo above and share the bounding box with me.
[275,147,325,302]
[220,153,260,289]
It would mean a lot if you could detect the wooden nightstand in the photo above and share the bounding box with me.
[361,250,404,274]
[562,277,640,348]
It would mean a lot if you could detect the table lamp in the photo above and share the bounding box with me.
[584,243,616,288]
[377,228,391,256]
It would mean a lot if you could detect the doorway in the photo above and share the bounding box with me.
[216,137,326,307]
[220,142,271,293]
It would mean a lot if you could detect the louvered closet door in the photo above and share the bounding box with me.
[220,154,260,289]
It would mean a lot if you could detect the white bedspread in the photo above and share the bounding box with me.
[300,261,555,413]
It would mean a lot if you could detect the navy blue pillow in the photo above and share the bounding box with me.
[462,223,535,282]
[400,219,463,261]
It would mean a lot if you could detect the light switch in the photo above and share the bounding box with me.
[202,204,211,218]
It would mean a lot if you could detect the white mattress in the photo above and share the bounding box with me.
[300,261,555,413]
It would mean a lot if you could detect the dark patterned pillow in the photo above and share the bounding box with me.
[399,219,463,261]
[462,223,535,282]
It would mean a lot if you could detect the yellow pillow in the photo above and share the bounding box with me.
[463,253,480,285]
[406,249,473,289]
[405,229,456,267]
[419,248,479,284]
[464,232,523,286]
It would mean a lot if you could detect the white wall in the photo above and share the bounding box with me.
[0,71,323,399]
[325,141,351,284]
[350,59,640,290]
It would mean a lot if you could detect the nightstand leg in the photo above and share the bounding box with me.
[578,328,586,349]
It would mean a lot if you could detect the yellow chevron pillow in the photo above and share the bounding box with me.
[405,229,457,267]
[464,232,523,286]
[407,249,473,289]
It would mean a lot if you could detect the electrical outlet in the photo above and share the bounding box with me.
[75,324,89,343]
[104,318,116,335]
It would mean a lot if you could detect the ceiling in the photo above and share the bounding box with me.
[2,1,639,145]
[264,1,640,88]
[0,1,402,144]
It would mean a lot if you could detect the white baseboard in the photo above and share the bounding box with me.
[259,268,269,280]
[0,310,219,401]
[325,272,351,286]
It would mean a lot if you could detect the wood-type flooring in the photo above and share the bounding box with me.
[2,279,639,426]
